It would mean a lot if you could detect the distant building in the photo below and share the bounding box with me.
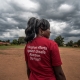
[0,42,10,46]
[73,44,78,47]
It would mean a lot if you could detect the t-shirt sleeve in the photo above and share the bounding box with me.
[24,45,28,61]
[50,41,62,66]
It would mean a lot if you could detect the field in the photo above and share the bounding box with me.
[0,45,80,80]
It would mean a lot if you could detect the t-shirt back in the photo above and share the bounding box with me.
[24,37,62,80]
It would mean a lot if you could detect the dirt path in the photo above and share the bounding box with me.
[60,48,80,80]
[0,48,80,80]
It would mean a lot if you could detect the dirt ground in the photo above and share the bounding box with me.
[0,47,80,80]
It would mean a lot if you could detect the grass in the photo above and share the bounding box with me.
[0,45,25,50]
[0,45,79,50]
[59,46,80,50]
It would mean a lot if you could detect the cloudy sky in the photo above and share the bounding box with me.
[0,0,80,43]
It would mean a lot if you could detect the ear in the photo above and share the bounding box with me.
[42,31,44,35]
[40,28,44,35]
[39,28,43,33]
[39,28,44,36]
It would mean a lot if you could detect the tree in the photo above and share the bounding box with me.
[12,39,18,45]
[77,40,80,46]
[18,37,25,44]
[6,40,10,43]
[54,35,64,46]
[73,42,77,45]
[66,40,73,47]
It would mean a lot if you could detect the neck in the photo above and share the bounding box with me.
[36,34,43,37]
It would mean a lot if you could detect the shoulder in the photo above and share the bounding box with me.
[46,40,59,52]
[41,37,57,44]
[48,39,57,46]
[42,37,58,47]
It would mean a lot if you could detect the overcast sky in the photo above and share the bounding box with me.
[0,0,80,43]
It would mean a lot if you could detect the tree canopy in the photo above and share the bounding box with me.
[77,40,80,46]
[54,35,64,46]
[18,37,25,44]
[66,40,73,47]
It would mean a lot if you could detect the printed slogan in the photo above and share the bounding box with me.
[27,46,47,61]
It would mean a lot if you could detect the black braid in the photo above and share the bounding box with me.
[25,17,38,42]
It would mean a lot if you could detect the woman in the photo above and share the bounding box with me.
[24,17,66,80]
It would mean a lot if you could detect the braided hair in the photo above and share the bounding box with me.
[40,19,50,31]
[25,17,38,42]
[25,17,50,42]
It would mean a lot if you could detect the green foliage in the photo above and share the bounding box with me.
[54,35,64,46]
[11,37,25,45]
[12,39,18,45]
[6,40,10,42]
[73,42,77,45]
[0,40,10,42]
[0,36,80,48]
[0,45,25,50]
[66,40,73,47]
[77,40,80,46]
[18,37,25,44]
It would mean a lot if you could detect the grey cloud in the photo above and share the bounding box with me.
[0,36,18,42]
[34,0,80,24]
[62,33,80,37]
[0,0,80,42]
[0,2,27,33]
[60,25,80,39]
